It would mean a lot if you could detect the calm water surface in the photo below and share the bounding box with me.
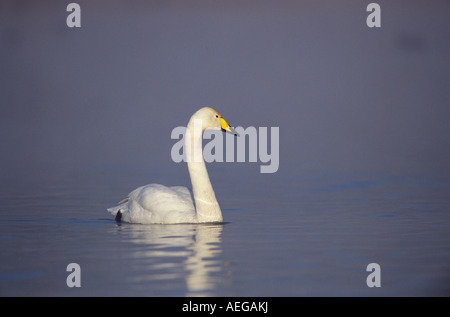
[1,167,449,296]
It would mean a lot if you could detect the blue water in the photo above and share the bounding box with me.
[1,167,449,296]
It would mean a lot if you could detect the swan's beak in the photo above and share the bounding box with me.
[220,117,239,136]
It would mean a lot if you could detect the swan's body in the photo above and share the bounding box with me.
[107,107,237,224]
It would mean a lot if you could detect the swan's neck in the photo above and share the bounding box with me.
[186,120,223,223]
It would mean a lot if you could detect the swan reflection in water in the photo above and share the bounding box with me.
[116,222,230,296]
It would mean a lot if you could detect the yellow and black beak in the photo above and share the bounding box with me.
[220,117,239,136]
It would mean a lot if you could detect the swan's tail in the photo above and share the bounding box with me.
[107,198,129,222]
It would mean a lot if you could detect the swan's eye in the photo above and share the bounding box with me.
[215,115,219,118]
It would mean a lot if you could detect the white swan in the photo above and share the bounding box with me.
[107,107,238,224]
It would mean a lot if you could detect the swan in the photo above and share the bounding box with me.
[107,107,238,224]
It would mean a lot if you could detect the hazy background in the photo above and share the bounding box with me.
[1,0,449,186]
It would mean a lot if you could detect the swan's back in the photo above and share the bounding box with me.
[107,184,197,224]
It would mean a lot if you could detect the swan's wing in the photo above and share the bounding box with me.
[114,184,195,224]
[107,185,145,216]
[134,184,194,212]
[170,186,194,206]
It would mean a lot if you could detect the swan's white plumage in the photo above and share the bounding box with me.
[107,107,237,224]
[107,184,196,224]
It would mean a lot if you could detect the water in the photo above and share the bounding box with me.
[1,1,449,297]
[1,166,449,296]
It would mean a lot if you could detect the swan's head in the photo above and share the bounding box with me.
[190,107,239,136]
